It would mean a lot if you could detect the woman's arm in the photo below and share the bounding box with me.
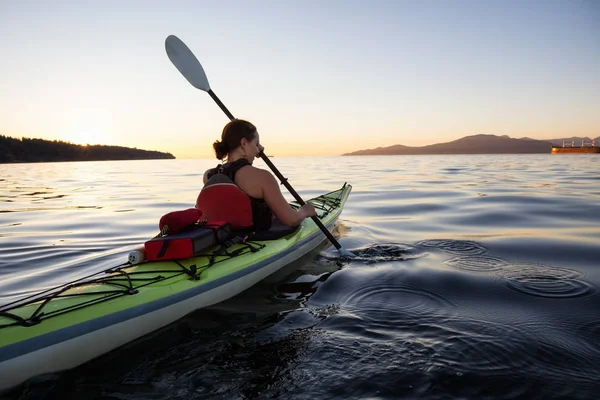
[259,170,316,227]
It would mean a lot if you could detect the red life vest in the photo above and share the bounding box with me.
[195,159,273,231]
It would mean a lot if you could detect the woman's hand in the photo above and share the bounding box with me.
[299,204,317,219]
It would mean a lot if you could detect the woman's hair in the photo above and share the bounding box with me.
[213,119,257,160]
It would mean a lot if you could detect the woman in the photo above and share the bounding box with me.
[196,119,316,231]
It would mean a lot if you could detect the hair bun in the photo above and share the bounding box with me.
[213,140,228,160]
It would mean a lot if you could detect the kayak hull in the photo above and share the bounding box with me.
[0,184,351,392]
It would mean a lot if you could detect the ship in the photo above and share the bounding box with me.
[551,139,600,154]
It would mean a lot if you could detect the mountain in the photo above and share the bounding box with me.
[342,134,553,156]
[0,135,175,163]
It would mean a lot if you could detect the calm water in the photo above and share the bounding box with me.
[1,154,599,399]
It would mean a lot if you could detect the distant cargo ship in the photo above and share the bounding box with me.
[551,140,600,154]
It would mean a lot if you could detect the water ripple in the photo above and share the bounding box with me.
[444,255,508,273]
[342,283,455,316]
[497,263,599,299]
[432,320,533,374]
[575,320,600,361]
[430,317,600,395]
[416,239,489,256]
[312,279,457,342]
[511,319,600,377]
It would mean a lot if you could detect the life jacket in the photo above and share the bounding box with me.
[196,158,273,231]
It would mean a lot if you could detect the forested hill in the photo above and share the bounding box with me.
[0,135,175,163]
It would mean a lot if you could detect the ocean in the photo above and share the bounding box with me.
[1,154,599,399]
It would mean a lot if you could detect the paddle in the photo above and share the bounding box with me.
[164,34,354,257]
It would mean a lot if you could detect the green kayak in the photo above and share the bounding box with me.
[0,183,352,392]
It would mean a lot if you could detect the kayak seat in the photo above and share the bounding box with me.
[242,218,300,241]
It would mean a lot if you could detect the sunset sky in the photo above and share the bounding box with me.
[1,0,598,158]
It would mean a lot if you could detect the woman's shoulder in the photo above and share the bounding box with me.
[236,163,261,178]
[236,165,274,188]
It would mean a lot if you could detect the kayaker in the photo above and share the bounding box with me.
[196,119,316,231]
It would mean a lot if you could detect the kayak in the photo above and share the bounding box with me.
[0,183,352,392]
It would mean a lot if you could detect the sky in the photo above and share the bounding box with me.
[0,0,599,158]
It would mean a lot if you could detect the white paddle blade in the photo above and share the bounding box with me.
[165,35,211,91]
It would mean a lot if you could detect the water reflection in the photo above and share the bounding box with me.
[1,155,600,399]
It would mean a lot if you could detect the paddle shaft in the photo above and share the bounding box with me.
[207,89,344,251]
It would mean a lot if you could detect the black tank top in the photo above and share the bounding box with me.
[206,159,273,231]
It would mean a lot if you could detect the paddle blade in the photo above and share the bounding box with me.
[338,247,357,258]
[165,35,211,91]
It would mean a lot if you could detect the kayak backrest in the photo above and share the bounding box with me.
[196,174,254,230]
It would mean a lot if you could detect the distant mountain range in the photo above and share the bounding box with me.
[342,134,600,156]
[0,135,175,163]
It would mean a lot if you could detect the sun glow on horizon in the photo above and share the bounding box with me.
[65,130,108,146]
[60,110,115,146]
